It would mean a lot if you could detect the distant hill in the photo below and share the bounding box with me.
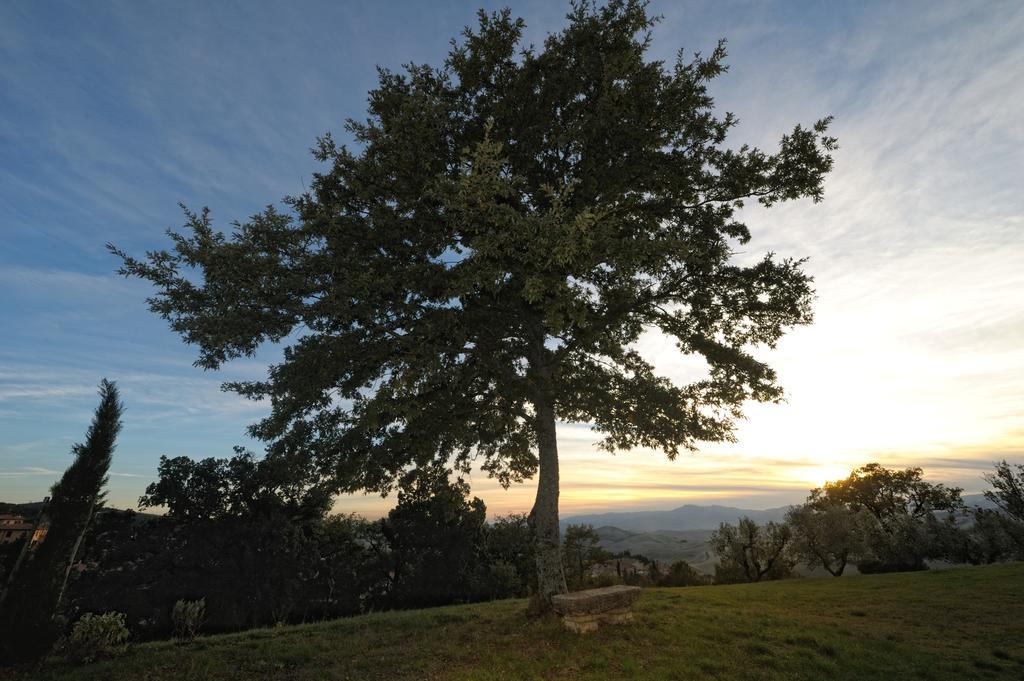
[592,526,716,570]
[564,493,999,534]
[562,503,790,533]
[962,493,997,509]
[0,500,160,520]
[0,500,47,516]
[560,502,776,571]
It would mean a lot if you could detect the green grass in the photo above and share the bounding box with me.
[7,562,1024,680]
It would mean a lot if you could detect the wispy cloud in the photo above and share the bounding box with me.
[0,467,62,479]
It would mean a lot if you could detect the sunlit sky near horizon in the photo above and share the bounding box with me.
[1,1,1022,519]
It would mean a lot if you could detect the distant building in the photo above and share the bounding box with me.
[0,514,48,547]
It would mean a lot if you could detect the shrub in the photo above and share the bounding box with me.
[63,612,129,663]
[659,560,709,587]
[172,599,205,642]
[711,517,795,582]
[587,573,620,589]
[469,560,522,601]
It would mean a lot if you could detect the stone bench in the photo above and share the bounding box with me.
[551,585,642,633]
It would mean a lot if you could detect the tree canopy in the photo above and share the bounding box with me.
[811,463,963,524]
[786,499,868,577]
[139,448,332,522]
[811,463,963,572]
[983,459,1024,553]
[112,0,836,605]
[984,460,1024,525]
[710,516,794,583]
[562,523,610,588]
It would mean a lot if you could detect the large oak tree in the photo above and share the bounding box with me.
[112,1,836,606]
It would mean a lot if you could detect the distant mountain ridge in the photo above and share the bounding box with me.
[567,494,996,570]
[562,503,791,533]
[591,526,717,570]
[562,494,995,533]
[0,500,48,516]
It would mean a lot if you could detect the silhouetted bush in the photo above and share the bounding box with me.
[658,560,709,587]
[67,511,382,639]
[172,599,205,642]
[62,612,129,663]
[64,475,539,640]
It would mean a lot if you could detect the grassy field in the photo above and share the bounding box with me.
[5,562,1023,680]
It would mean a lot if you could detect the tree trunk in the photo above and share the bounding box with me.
[528,390,567,610]
[56,495,97,609]
[828,552,848,577]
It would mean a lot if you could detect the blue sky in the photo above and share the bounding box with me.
[2,1,1022,517]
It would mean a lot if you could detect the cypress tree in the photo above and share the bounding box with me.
[0,379,123,661]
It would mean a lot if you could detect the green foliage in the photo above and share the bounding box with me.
[710,560,748,585]
[588,573,621,588]
[946,461,1024,565]
[985,460,1024,520]
[0,380,123,663]
[138,448,331,522]
[139,455,234,520]
[381,469,489,608]
[813,463,964,520]
[956,508,1019,565]
[172,599,205,642]
[810,463,964,572]
[69,484,540,639]
[984,460,1024,552]
[561,524,611,589]
[854,516,935,574]
[111,0,835,603]
[476,560,522,600]
[710,516,794,583]
[62,612,129,664]
[70,511,384,638]
[480,513,535,597]
[786,501,869,576]
[657,560,709,587]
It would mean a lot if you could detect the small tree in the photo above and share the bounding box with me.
[710,516,793,583]
[562,524,610,588]
[956,508,1017,565]
[112,1,835,607]
[482,514,535,597]
[0,380,123,662]
[658,560,708,587]
[171,599,206,642]
[786,501,868,576]
[62,612,130,663]
[312,514,385,615]
[381,469,488,608]
[983,460,1024,552]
